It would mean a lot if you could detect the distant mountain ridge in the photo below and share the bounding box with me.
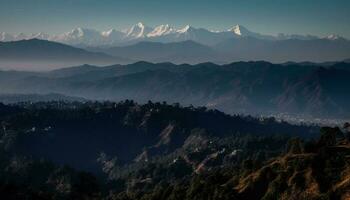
[1,24,350,67]
[1,22,347,47]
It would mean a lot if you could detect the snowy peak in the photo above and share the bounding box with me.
[50,27,107,46]
[227,24,256,37]
[67,27,85,38]
[228,25,243,36]
[326,34,344,40]
[101,29,116,37]
[147,24,175,37]
[126,22,152,39]
[66,27,100,38]
[101,29,123,38]
[30,32,50,40]
[136,22,145,28]
[177,25,193,33]
[0,32,14,41]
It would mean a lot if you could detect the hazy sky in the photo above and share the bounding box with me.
[1,0,349,38]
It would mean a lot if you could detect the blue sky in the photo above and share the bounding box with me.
[1,0,349,37]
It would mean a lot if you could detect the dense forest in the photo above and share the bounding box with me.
[0,101,348,199]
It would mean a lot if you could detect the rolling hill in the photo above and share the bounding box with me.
[1,61,349,119]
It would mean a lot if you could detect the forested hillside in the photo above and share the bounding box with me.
[0,101,337,199]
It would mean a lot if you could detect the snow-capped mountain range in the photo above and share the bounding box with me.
[0,22,346,47]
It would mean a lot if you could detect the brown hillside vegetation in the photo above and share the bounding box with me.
[235,127,350,200]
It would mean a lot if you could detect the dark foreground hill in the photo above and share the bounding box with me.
[120,126,350,200]
[0,101,348,199]
[1,61,350,119]
[0,101,316,170]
